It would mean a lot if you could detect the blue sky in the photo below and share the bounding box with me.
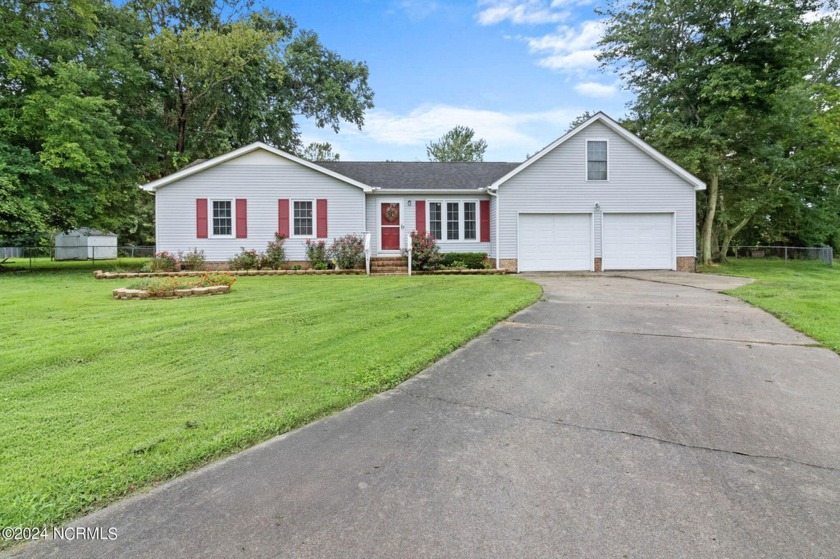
[272,0,632,161]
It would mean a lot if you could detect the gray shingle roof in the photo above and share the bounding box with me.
[317,161,520,190]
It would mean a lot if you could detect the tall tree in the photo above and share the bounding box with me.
[133,0,374,166]
[598,0,833,264]
[300,142,339,161]
[426,125,488,162]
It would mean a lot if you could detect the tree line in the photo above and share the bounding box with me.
[0,0,373,244]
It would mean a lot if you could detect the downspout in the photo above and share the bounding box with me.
[487,188,499,269]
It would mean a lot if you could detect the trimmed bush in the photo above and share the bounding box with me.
[440,252,490,270]
[329,234,365,269]
[228,248,260,270]
[263,234,287,270]
[402,231,442,271]
[178,248,205,271]
[141,251,179,272]
[306,239,330,269]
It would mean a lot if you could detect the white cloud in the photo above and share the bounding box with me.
[573,81,617,98]
[391,0,441,21]
[526,19,605,71]
[476,0,571,26]
[308,104,584,160]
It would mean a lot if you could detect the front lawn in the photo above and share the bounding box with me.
[0,271,540,532]
[702,259,840,352]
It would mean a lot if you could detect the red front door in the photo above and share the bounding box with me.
[381,202,401,250]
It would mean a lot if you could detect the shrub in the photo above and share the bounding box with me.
[329,234,365,269]
[402,231,442,271]
[291,264,303,270]
[194,273,236,288]
[141,251,179,272]
[228,248,260,270]
[305,239,330,269]
[178,248,206,271]
[439,252,490,270]
[263,234,287,270]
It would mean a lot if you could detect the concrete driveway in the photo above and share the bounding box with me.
[8,272,840,558]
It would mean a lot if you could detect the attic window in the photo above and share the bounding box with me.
[587,140,608,181]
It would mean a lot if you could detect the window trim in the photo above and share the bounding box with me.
[426,199,481,243]
[210,198,234,238]
[585,138,610,182]
[291,199,316,238]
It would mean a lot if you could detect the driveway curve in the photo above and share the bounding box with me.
[7,273,840,558]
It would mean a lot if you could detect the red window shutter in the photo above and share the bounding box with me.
[278,199,290,238]
[316,199,328,238]
[480,200,490,242]
[235,199,248,238]
[196,198,208,238]
[415,200,426,234]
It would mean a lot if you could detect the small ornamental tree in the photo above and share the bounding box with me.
[403,230,442,271]
[329,234,365,269]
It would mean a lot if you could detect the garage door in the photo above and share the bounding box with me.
[519,214,592,272]
[602,213,674,270]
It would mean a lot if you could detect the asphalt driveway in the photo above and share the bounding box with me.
[8,272,840,558]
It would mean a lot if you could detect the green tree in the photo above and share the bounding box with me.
[426,125,488,162]
[598,0,832,264]
[300,142,340,161]
[134,0,374,164]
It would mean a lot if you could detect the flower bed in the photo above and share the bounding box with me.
[113,273,235,300]
[96,269,366,280]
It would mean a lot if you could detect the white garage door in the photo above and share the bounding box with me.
[519,214,592,272]
[603,213,674,270]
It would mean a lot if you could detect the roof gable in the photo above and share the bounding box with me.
[489,112,706,191]
[140,143,372,192]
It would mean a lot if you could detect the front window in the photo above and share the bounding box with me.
[463,202,477,240]
[587,140,608,180]
[447,202,460,240]
[427,200,480,242]
[293,201,313,236]
[429,202,442,240]
[212,200,232,236]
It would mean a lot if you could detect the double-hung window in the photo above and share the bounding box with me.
[212,200,232,236]
[587,140,608,181]
[293,200,313,236]
[427,201,479,242]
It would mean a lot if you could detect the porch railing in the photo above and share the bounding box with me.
[363,232,371,276]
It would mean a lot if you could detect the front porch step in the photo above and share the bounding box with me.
[370,266,408,273]
[370,272,409,276]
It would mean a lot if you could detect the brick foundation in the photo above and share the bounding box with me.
[204,260,310,271]
[594,257,602,272]
[498,259,518,272]
[676,257,696,272]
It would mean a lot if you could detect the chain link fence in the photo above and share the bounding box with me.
[730,245,834,266]
[0,245,156,270]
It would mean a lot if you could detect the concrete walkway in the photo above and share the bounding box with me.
[8,273,840,558]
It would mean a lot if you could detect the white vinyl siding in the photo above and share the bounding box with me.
[155,152,365,261]
[497,121,696,262]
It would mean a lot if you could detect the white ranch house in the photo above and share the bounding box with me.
[142,112,705,272]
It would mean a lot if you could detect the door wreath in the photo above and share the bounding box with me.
[384,204,399,223]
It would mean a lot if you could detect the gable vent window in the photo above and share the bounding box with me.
[212,200,232,236]
[587,140,608,181]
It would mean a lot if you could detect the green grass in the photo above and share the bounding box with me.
[0,271,540,532]
[702,258,840,352]
[1,256,151,273]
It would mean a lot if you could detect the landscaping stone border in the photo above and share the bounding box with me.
[113,285,231,300]
[95,269,366,279]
